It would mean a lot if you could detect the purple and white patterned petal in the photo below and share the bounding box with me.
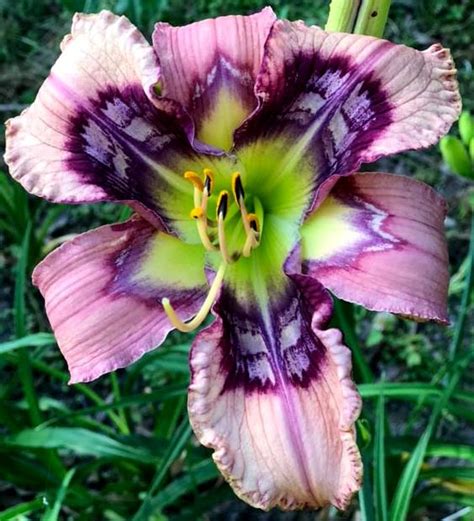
[300,173,449,323]
[4,11,198,227]
[236,20,460,207]
[189,275,361,510]
[153,8,276,150]
[33,217,208,383]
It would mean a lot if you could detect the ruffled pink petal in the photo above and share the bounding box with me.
[4,11,197,224]
[153,8,276,150]
[300,173,449,323]
[188,275,361,510]
[236,20,460,200]
[33,218,207,383]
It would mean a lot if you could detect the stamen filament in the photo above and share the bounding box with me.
[162,263,226,333]
[196,218,216,251]
[185,170,216,251]
[184,171,203,207]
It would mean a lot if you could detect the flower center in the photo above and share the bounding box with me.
[162,169,262,333]
[184,169,261,262]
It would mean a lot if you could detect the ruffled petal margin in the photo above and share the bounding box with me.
[188,275,361,510]
[4,11,199,229]
[153,8,276,150]
[300,173,449,323]
[236,20,461,204]
[33,218,207,383]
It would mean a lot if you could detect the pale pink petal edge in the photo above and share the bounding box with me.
[188,316,362,510]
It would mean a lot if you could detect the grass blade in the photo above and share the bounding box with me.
[42,468,76,521]
[374,393,388,521]
[5,427,157,463]
[390,214,474,521]
[0,333,55,354]
[0,498,45,520]
[390,439,474,462]
[132,417,193,521]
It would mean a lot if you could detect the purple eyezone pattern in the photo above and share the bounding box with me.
[238,47,393,188]
[107,222,205,306]
[60,81,194,214]
[216,276,334,393]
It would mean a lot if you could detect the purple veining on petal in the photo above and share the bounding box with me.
[216,278,333,393]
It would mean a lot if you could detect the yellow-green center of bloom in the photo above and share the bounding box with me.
[184,168,262,263]
[162,168,264,332]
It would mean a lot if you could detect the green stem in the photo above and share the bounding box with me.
[333,298,374,383]
[14,222,42,426]
[326,0,392,38]
[449,212,474,361]
[110,372,131,435]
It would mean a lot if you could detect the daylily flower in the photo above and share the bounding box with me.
[4,8,460,511]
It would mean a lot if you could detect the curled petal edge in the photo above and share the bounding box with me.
[188,281,362,510]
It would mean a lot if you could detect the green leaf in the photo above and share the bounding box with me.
[420,466,474,481]
[414,492,474,509]
[333,298,374,383]
[14,220,31,338]
[4,428,157,463]
[357,421,375,521]
[144,460,219,512]
[389,425,433,520]
[132,417,193,520]
[390,215,474,520]
[0,333,55,355]
[459,111,474,145]
[440,136,473,178]
[390,439,474,463]
[359,382,474,406]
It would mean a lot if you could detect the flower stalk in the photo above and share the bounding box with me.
[326,0,392,38]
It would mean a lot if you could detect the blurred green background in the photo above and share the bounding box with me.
[0,1,473,520]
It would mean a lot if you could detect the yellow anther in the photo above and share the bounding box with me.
[184,171,204,192]
[162,263,226,333]
[190,207,204,220]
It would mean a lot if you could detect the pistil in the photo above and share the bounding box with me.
[162,263,226,332]
[185,170,216,252]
